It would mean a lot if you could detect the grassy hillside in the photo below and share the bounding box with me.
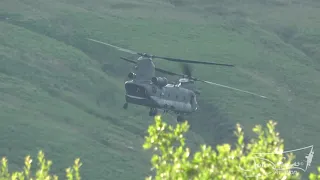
[0,0,319,179]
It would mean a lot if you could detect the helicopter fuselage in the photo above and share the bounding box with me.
[87,38,268,122]
[124,80,198,114]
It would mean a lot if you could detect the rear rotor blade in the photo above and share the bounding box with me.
[198,79,268,99]
[120,57,137,64]
[155,68,184,76]
[120,57,183,76]
[87,38,138,55]
[153,55,235,67]
[88,38,234,67]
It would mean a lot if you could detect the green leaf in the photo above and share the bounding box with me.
[143,115,320,180]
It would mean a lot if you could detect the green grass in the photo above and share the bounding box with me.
[0,0,319,179]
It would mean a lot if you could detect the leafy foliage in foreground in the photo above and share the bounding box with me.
[143,115,320,180]
[0,151,81,180]
[2,115,320,180]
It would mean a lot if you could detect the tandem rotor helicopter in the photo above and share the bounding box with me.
[87,38,268,122]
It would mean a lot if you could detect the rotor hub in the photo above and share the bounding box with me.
[138,53,153,58]
[179,78,194,83]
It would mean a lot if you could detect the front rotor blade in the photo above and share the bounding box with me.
[154,55,234,67]
[87,38,138,55]
[181,63,193,77]
[200,80,268,99]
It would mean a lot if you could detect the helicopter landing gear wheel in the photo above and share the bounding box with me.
[123,103,128,109]
[176,115,185,123]
[149,108,158,116]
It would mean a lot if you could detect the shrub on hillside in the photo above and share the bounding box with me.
[0,151,81,180]
[143,115,320,179]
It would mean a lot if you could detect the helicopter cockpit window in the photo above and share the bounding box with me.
[125,83,147,98]
[190,95,197,106]
[190,95,194,105]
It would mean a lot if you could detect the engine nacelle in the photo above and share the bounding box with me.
[151,77,168,87]
[128,72,136,79]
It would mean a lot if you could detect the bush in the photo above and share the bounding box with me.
[2,115,320,179]
[0,151,81,180]
[143,115,320,179]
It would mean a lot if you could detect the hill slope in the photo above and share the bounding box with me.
[1,0,319,179]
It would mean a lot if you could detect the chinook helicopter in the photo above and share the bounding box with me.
[87,38,267,122]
